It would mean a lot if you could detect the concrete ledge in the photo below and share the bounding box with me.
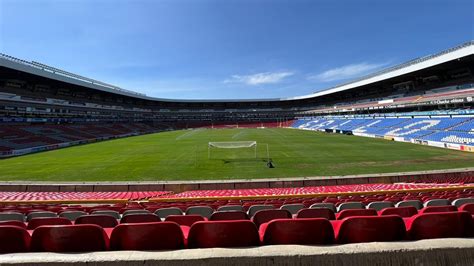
[0,238,473,265]
[0,167,472,193]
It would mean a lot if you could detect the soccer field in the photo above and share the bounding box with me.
[0,128,473,181]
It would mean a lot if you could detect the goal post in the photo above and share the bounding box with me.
[208,141,257,159]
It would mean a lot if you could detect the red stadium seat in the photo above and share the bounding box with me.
[251,209,292,228]
[187,220,259,248]
[209,211,249,221]
[165,215,206,226]
[336,209,377,220]
[31,225,109,252]
[0,226,31,253]
[0,220,26,228]
[334,215,406,244]
[260,218,334,245]
[459,203,474,215]
[120,214,161,224]
[110,222,184,251]
[75,215,119,228]
[379,206,418,217]
[406,211,473,240]
[27,217,72,230]
[419,205,457,214]
[295,208,336,220]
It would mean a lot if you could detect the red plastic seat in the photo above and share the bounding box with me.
[209,211,249,221]
[187,220,259,248]
[419,205,457,214]
[31,224,109,252]
[0,226,31,253]
[459,203,474,215]
[406,211,473,240]
[75,215,119,228]
[120,214,161,224]
[336,209,377,220]
[334,215,406,244]
[295,208,336,220]
[110,222,184,251]
[379,206,418,217]
[27,217,72,230]
[252,209,292,228]
[260,218,334,245]
[0,220,26,228]
[165,215,206,226]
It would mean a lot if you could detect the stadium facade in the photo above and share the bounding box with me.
[0,41,473,157]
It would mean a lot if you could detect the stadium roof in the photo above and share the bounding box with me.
[1,40,473,103]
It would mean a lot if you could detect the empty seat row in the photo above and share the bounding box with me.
[1,211,472,253]
[2,203,473,230]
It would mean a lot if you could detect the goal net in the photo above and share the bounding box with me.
[208,141,257,159]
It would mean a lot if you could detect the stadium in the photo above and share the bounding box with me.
[0,1,473,265]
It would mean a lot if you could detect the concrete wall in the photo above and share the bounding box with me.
[0,168,472,193]
[1,238,473,266]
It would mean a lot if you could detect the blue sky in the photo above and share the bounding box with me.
[0,0,472,100]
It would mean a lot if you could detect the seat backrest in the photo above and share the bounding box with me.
[396,200,423,210]
[26,211,58,222]
[252,209,292,228]
[423,199,450,207]
[59,211,88,221]
[406,211,473,240]
[309,203,336,212]
[31,224,109,252]
[337,202,365,212]
[0,212,25,222]
[120,214,161,224]
[366,201,394,211]
[247,205,274,217]
[110,222,184,251]
[154,207,183,219]
[280,204,305,215]
[75,215,119,228]
[0,220,27,228]
[379,206,418,218]
[27,217,72,230]
[452,198,474,208]
[336,209,377,220]
[165,215,206,226]
[187,220,259,248]
[419,205,457,214]
[261,218,334,245]
[122,210,150,216]
[91,210,121,219]
[217,205,244,212]
[185,206,214,218]
[336,215,406,244]
[0,226,31,253]
[295,208,336,220]
[459,203,474,215]
[210,211,248,221]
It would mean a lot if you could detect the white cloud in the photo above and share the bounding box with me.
[224,71,294,85]
[308,62,389,82]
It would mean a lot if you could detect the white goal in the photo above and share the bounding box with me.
[208,141,257,159]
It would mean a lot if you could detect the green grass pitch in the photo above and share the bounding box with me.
[0,128,473,181]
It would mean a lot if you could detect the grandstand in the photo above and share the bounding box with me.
[1,39,474,264]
